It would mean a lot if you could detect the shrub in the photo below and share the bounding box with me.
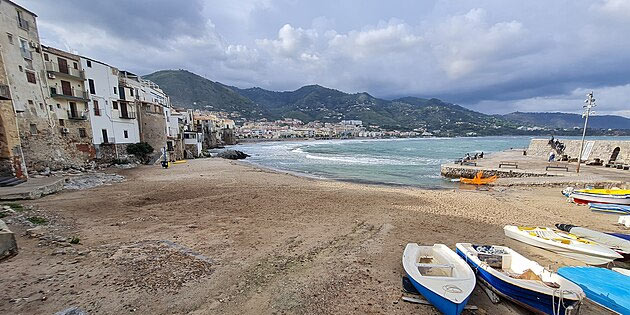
[27,216,47,225]
[70,236,80,244]
[126,142,154,164]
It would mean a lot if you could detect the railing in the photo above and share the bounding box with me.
[0,85,11,100]
[67,110,88,120]
[17,17,29,31]
[44,61,84,79]
[50,87,89,100]
[119,110,137,119]
[20,47,32,60]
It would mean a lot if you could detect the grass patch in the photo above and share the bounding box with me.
[3,203,23,211]
[27,216,47,225]
[0,212,6,219]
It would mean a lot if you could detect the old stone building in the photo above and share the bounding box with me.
[0,44,25,179]
[0,1,94,173]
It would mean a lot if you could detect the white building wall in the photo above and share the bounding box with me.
[81,58,140,145]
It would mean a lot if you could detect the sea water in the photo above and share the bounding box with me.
[237,136,629,188]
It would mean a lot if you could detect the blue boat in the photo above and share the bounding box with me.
[402,244,475,315]
[608,232,630,241]
[456,243,584,315]
[589,203,630,214]
[558,266,630,314]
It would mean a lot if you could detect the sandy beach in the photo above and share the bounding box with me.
[1,158,625,314]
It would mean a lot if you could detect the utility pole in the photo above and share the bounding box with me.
[576,91,596,173]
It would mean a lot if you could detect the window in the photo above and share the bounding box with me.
[19,38,31,60]
[86,60,92,68]
[48,104,53,111]
[129,88,134,97]
[124,130,128,138]
[28,100,33,105]
[113,87,117,95]
[7,33,13,45]
[112,101,118,110]
[93,100,100,116]
[79,128,87,138]
[29,123,37,135]
[88,79,95,94]
[43,53,49,61]
[56,103,61,109]
[18,65,22,72]
[59,119,65,126]
[73,62,78,69]
[101,129,108,143]
[26,71,35,83]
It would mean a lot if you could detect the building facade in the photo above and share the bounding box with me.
[81,57,139,161]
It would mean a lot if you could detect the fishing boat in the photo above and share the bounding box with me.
[588,203,630,214]
[555,224,630,260]
[456,243,583,315]
[612,267,630,277]
[402,243,475,315]
[570,192,630,205]
[608,232,630,241]
[575,188,630,196]
[558,266,630,314]
[503,226,623,265]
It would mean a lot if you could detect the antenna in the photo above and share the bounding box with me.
[576,91,596,173]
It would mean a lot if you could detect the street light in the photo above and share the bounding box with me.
[576,91,596,173]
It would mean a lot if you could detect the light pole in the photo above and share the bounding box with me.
[576,91,596,173]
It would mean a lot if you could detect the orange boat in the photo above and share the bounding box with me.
[460,171,497,185]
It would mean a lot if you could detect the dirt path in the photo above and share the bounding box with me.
[1,159,622,314]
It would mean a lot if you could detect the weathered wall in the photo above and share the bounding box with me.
[527,139,630,164]
[0,50,26,178]
[137,104,167,154]
[94,143,134,163]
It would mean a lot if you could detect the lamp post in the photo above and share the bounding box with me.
[576,91,596,173]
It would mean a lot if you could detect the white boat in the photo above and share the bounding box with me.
[555,224,630,260]
[570,192,630,205]
[503,226,623,265]
[456,243,583,314]
[612,267,630,276]
[402,243,475,315]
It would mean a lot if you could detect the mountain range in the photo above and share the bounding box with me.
[143,70,630,135]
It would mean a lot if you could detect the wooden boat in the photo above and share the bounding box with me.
[558,266,630,315]
[460,171,497,185]
[570,192,630,205]
[588,203,630,214]
[612,267,630,277]
[503,226,623,265]
[456,243,583,315]
[402,243,475,315]
[608,232,630,241]
[555,224,630,260]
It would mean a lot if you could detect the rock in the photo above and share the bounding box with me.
[27,226,46,238]
[2,205,10,210]
[40,167,51,176]
[216,150,250,160]
[0,219,18,260]
[55,306,88,315]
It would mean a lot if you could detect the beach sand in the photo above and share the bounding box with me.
[1,158,623,314]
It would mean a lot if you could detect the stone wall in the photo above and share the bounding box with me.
[527,139,630,164]
[95,143,134,163]
[0,50,26,178]
[137,104,167,154]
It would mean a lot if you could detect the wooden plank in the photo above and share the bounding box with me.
[478,278,501,304]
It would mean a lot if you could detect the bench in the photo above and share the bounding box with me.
[546,165,569,171]
[498,162,518,169]
[416,263,454,269]
[461,161,477,166]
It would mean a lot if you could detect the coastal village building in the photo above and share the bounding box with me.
[81,57,139,161]
[0,1,95,175]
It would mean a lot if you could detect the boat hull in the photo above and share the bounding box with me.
[589,203,630,214]
[558,267,630,315]
[504,226,621,265]
[456,248,579,315]
[405,272,470,315]
[571,193,630,205]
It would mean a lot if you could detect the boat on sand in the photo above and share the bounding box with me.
[503,226,622,265]
[558,266,630,315]
[460,171,496,185]
[555,224,630,260]
[456,243,583,315]
[402,243,475,315]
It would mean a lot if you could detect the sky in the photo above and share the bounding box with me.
[18,0,630,117]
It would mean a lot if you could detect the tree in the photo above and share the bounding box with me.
[126,142,154,164]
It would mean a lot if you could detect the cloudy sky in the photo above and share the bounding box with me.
[19,0,630,117]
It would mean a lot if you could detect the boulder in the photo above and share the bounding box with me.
[216,150,250,160]
[0,219,17,261]
[55,307,88,315]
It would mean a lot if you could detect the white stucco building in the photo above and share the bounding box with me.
[81,57,139,160]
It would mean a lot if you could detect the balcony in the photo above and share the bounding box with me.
[17,17,29,31]
[50,87,89,101]
[67,110,88,120]
[0,85,11,100]
[119,110,137,119]
[45,61,85,80]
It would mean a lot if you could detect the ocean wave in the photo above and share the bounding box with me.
[304,153,414,165]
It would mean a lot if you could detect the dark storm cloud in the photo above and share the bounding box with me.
[15,0,630,116]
